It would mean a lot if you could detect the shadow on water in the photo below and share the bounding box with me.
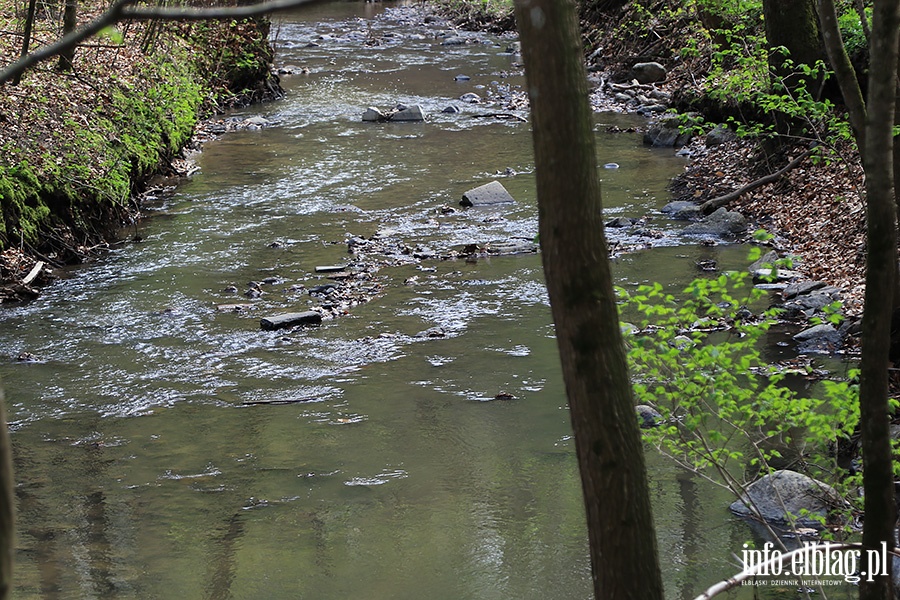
[0,2,858,599]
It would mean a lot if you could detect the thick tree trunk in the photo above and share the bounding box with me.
[513,0,664,598]
[859,2,900,600]
[763,0,825,92]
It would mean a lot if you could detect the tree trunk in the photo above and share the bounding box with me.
[57,0,77,71]
[763,0,825,92]
[513,0,664,598]
[859,2,900,600]
[13,0,38,85]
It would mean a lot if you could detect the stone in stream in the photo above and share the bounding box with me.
[729,469,847,528]
[460,180,515,207]
[459,92,481,104]
[362,106,389,122]
[389,104,425,122]
[660,200,701,220]
[782,280,827,299]
[635,404,662,428]
[260,311,323,330]
[682,207,746,237]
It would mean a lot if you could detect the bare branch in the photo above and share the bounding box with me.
[0,0,319,86]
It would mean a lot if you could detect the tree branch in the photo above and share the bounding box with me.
[699,149,813,214]
[0,0,319,85]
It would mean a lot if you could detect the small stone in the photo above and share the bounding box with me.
[459,92,481,103]
[460,181,516,207]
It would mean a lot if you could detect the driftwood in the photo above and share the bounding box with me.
[260,311,322,330]
[469,113,528,122]
[700,149,814,215]
[21,261,43,285]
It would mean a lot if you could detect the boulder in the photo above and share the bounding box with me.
[635,405,662,428]
[683,207,747,237]
[793,323,842,353]
[644,118,691,148]
[460,181,516,207]
[783,280,827,299]
[630,61,667,84]
[390,104,425,122]
[748,250,779,273]
[706,124,737,147]
[661,200,701,220]
[606,217,637,228]
[362,107,388,122]
[729,470,847,528]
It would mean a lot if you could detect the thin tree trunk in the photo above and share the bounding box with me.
[13,0,38,85]
[817,0,867,151]
[57,0,77,71]
[859,2,900,600]
[513,0,664,598]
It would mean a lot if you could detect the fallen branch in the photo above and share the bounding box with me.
[469,112,528,122]
[700,149,814,215]
[21,261,44,285]
[242,397,320,405]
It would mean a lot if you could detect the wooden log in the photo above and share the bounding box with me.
[260,311,322,330]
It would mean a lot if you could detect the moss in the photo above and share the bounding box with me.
[0,25,231,253]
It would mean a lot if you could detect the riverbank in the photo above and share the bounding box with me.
[435,0,867,319]
[0,2,281,300]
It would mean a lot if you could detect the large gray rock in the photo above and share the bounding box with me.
[783,280,827,299]
[630,61,667,84]
[706,124,737,147]
[683,207,747,237]
[362,107,388,122]
[460,181,516,207]
[644,119,692,148]
[390,104,425,122]
[793,323,842,353]
[729,470,847,528]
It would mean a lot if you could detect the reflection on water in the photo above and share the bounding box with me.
[0,2,855,599]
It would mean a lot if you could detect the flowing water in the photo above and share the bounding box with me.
[0,3,854,599]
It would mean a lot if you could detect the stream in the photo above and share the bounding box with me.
[0,2,853,599]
